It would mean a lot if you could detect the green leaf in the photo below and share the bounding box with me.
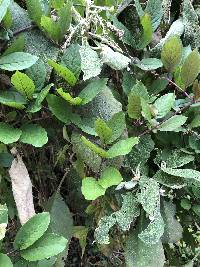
[125,228,165,267]
[190,114,200,128]
[73,226,88,255]
[28,84,52,113]
[0,0,10,23]
[192,205,200,217]
[0,91,27,109]
[20,233,67,261]
[145,0,163,31]
[158,115,187,131]
[61,44,81,79]
[14,212,50,250]
[47,94,72,124]
[79,42,102,80]
[161,36,183,73]
[95,118,112,144]
[107,111,126,144]
[128,94,142,119]
[98,167,123,189]
[48,60,77,86]
[19,124,48,147]
[26,59,47,91]
[181,199,191,210]
[161,200,183,243]
[0,152,13,167]
[107,137,139,158]
[100,45,131,70]
[47,193,73,240]
[141,98,152,123]
[136,58,163,71]
[78,79,107,105]
[3,35,25,56]
[154,93,175,119]
[57,88,82,106]
[81,177,106,200]
[161,167,200,183]
[0,253,13,267]
[137,13,153,50]
[0,122,22,144]
[0,52,38,71]
[153,170,186,189]
[181,49,200,88]
[0,204,8,241]
[11,71,35,99]
[2,7,12,29]
[26,0,50,27]
[81,136,108,158]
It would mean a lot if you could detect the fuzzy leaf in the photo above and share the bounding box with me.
[21,233,67,261]
[0,52,38,71]
[128,94,142,119]
[107,111,126,144]
[19,124,48,147]
[81,136,108,158]
[95,118,112,144]
[100,45,131,70]
[158,115,187,131]
[81,177,106,200]
[78,79,107,105]
[145,0,163,31]
[48,60,77,86]
[136,58,163,71]
[161,167,200,183]
[181,49,200,88]
[79,42,102,80]
[14,212,50,250]
[161,36,183,73]
[98,167,123,189]
[0,123,22,144]
[107,137,139,158]
[11,71,35,99]
[154,93,175,118]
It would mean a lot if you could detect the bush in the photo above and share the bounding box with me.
[0,0,200,266]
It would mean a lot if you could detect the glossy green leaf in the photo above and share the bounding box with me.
[98,167,123,189]
[81,177,106,200]
[0,122,22,144]
[14,212,50,250]
[81,136,108,158]
[57,88,82,105]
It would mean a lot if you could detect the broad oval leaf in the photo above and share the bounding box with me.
[158,115,187,131]
[81,177,106,200]
[0,123,22,144]
[0,52,38,71]
[19,124,48,147]
[20,233,67,261]
[161,36,183,73]
[14,212,50,250]
[154,93,176,119]
[136,58,163,71]
[98,167,123,189]
[181,49,200,88]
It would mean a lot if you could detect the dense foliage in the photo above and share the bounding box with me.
[0,0,200,266]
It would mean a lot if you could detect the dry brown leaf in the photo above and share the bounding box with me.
[9,148,35,225]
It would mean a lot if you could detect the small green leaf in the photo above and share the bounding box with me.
[0,52,38,71]
[107,137,139,158]
[81,136,108,158]
[0,253,13,267]
[11,71,35,99]
[48,60,77,86]
[79,42,102,80]
[128,94,142,119]
[158,115,187,131]
[95,118,112,144]
[98,167,123,189]
[181,199,191,210]
[0,122,22,144]
[19,124,48,147]
[107,111,126,144]
[20,233,67,261]
[78,79,107,105]
[181,49,200,88]
[3,35,25,56]
[161,36,183,72]
[81,177,106,200]
[136,58,163,71]
[137,13,153,50]
[14,212,50,250]
[192,205,200,217]
[57,88,82,105]
[154,93,176,118]
[141,98,152,123]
